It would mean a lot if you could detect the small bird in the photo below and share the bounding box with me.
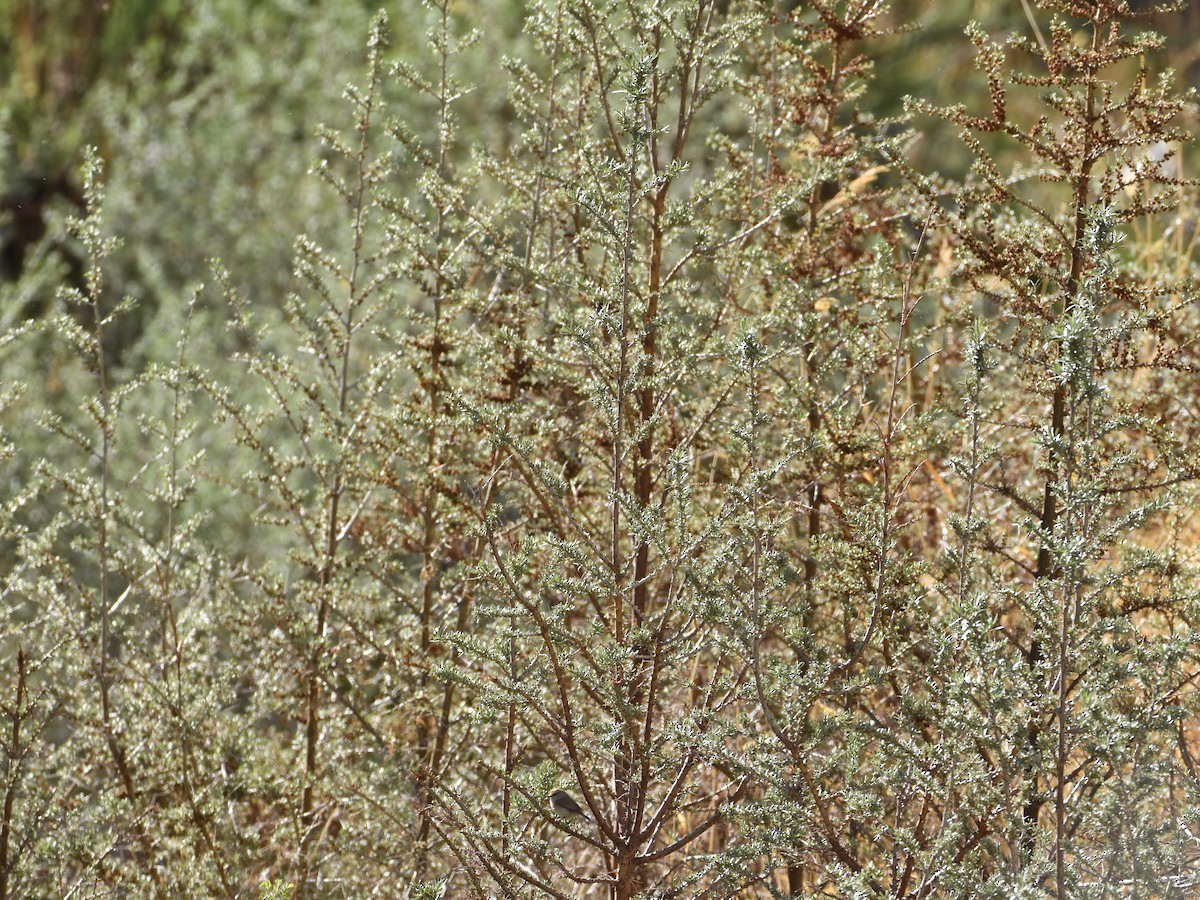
[549,789,591,821]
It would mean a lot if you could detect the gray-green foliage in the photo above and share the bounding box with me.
[2,1,1199,898]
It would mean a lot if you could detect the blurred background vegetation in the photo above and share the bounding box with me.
[3,0,1197,334]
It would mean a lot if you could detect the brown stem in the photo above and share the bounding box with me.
[0,649,29,899]
[299,21,382,885]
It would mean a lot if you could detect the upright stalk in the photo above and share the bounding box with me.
[299,22,384,884]
[77,152,165,898]
[413,0,454,857]
[0,649,29,899]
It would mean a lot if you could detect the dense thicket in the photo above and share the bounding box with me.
[2,1,1199,898]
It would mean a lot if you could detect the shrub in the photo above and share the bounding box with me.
[2,1,1198,897]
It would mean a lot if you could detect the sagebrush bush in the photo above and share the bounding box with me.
[2,1,1199,898]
